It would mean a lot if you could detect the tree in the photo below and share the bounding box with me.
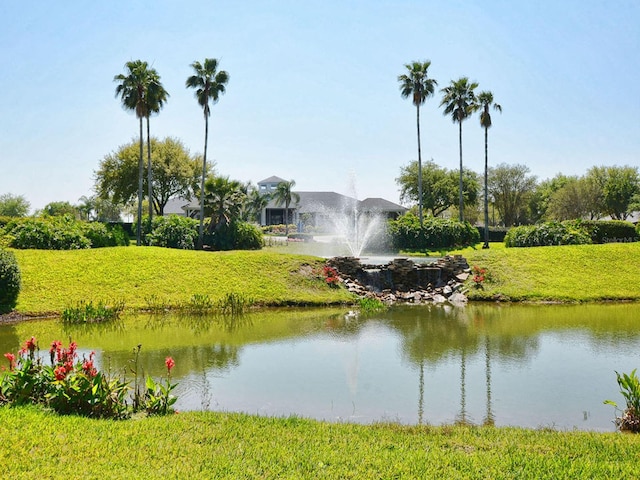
[586,165,640,220]
[0,194,30,217]
[528,174,571,223]
[143,68,169,225]
[272,180,300,236]
[440,77,479,222]
[477,91,502,248]
[396,160,479,217]
[244,185,271,223]
[546,176,595,221]
[114,60,156,246]
[186,58,229,249]
[398,61,438,225]
[95,137,201,216]
[38,201,79,218]
[488,163,537,226]
[203,176,246,234]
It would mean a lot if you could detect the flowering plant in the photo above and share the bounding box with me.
[323,265,340,287]
[471,265,488,288]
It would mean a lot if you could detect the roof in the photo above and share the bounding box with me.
[258,175,288,185]
[360,197,407,213]
[266,191,405,214]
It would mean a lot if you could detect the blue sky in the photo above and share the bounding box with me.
[1,1,638,212]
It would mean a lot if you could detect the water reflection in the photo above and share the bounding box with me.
[1,303,639,431]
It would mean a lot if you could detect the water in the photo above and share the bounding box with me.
[1,303,638,431]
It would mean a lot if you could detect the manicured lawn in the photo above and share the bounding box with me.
[1,406,639,479]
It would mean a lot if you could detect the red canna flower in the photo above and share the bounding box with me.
[4,352,16,371]
[165,356,175,373]
[54,365,67,381]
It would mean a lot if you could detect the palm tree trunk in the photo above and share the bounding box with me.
[137,117,144,246]
[416,105,423,226]
[284,201,289,236]
[198,117,209,250]
[458,120,464,222]
[483,127,489,248]
[146,117,153,225]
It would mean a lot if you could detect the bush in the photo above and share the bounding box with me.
[81,222,130,248]
[6,216,90,250]
[504,222,592,247]
[147,215,199,249]
[205,221,263,251]
[388,213,480,250]
[567,220,638,244]
[0,249,20,313]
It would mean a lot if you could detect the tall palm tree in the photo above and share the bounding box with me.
[477,91,502,249]
[440,77,478,222]
[272,180,300,236]
[398,61,438,225]
[114,60,154,245]
[143,68,169,224]
[186,58,229,249]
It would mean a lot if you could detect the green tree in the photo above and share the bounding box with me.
[440,77,479,222]
[546,176,595,221]
[477,91,502,248]
[586,165,640,220]
[203,176,246,234]
[396,160,479,217]
[38,201,79,218]
[95,137,201,216]
[273,180,300,236]
[244,185,271,223]
[398,61,438,225]
[186,58,229,250]
[0,194,30,217]
[528,174,571,223]
[143,68,169,225]
[488,163,537,226]
[114,60,156,245]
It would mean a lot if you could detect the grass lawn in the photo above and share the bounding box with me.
[456,242,640,302]
[2,406,639,479]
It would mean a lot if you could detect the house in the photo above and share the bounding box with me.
[258,176,406,229]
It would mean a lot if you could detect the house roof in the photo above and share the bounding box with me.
[163,197,193,215]
[258,175,287,185]
[360,197,407,213]
[266,191,405,214]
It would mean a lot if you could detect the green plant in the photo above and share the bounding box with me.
[357,297,386,313]
[604,369,640,432]
[144,356,178,416]
[323,265,340,288]
[504,222,592,247]
[217,292,253,316]
[185,293,214,315]
[6,216,91,250]
[61,299,125,323]
[0,248,21,313]
[388,213,480,251]
[471,265,488,288]
[147,215,199,250]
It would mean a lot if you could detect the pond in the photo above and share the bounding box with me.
[1,303,638,431]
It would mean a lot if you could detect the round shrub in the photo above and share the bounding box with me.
[7,217,90,250]
[81,222,130,248]
[388,213,480,250]
[148,215,199,249]
[504,222,592,247]
[205,220,263,251]
[0,248,21,313]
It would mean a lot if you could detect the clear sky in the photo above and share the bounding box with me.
[1,0,638,212]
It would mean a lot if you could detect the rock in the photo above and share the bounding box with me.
[456,272,470,282]
[448,292,468,306]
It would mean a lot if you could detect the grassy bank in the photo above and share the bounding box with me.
[1,406,639,479]
[10,247,354,314]
[461,242,640,302]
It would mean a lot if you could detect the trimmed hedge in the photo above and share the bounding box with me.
[0,248,20,313]
[204,221,263,251]
[504,222,592,247]
[567,220,638,244]
[388,213,480,250]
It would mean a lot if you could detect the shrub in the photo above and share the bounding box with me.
[388,213,480,250]
[205,221,263,251]
[5,216,90,250]
[567,220,638,244]
[0,249,21,313]
[147,215,199,249]
[81,222,130,248]
[604,369,640,432]
[504,222,592,247]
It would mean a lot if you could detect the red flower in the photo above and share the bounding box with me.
[54,365,67,381]
[3,352,15,371]
[50,340,62,365]
[165,356,175,373]
[82,351,97,378]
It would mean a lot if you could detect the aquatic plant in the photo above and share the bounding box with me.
[604,369,640,432]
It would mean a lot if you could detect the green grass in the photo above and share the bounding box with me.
[11,247,354,314]
[460,242,640,302]
[1,406,639,479]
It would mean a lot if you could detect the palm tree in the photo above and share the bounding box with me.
[398,61,438,225]
[114,60,154,245]
[477,91,502,248]
[186,58,229,249]
[203,176,245,234]
[143,68,169,224]
[272,180,300,236]
[440,77,479,222]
